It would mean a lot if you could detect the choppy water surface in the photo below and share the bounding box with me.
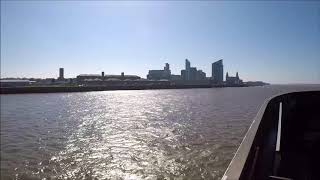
[1,85,320,180]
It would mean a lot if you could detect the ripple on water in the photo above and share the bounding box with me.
[2,85,320,179]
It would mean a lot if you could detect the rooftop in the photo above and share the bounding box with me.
[0,80,31,83]
[77,74,140,78]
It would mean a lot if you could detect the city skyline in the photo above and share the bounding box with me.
[1,1,320,84]
[0,59,242,82]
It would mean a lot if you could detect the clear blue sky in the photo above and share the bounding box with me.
[1,1,320,84]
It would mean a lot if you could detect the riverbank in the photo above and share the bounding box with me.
[0,84,219,94]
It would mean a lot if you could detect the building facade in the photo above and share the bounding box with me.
[185,59,191,80]
[0,80,32,87]
[170,74,182,81]
[189,67,197,80]
[212,59,223,84]
[59,68,64,80]
[181,70,187,81]
[181,59,206,81]
[147,63,171,80]
[77,72,140,84]
[226,72,243,85]
[196,70,206,80]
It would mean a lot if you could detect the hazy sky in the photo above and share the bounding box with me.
[1,1,320,84]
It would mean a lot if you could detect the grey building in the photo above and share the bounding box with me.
[181,70,187,81]
[196,70,206,80]
[59,68,64,80]
[0,80,32,87]
[190,67,197,80]
[181,59,206,81]
[212,59,223,84]
[185,59,191,80]
[171,74,182,81]
[77,72,140,84]
[147,63,171,80]
[164,63,170,71]
[226,72,243,85]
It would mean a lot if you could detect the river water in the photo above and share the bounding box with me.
[1,85,320,180]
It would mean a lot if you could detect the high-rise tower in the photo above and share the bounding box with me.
[185,59,191,80]
[59,68,64,80]
[212,59,223,84]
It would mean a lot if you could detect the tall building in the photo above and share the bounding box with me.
[185,59,190,71]
[185,59,191,80]
[212,59,223,84]
[164,63,170,71]
[59,68,64,80]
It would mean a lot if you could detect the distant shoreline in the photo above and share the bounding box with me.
[0,84,250,94]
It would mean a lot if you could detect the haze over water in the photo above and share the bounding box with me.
[1,85,320,180]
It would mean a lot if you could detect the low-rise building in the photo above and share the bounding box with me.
[0,80,33,87]
[147,63,171,80]
[77,72,140,85]
[171,74,182,81]
[196,70,206,80]
[226,72,243,85]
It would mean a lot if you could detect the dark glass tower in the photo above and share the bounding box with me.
[59,68,64,80]
[185,59,191,80]
[212,59,223,83]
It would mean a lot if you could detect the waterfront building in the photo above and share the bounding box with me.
[0,80,33,87]
[147,63,171,80]
[190,67,197,80]
[226,72,243,85]
[58,68,64,80]
[77,72,140,84]
[181,59,206,81]
[164,63,170,71]
[212,60,223,84]
[181,70,187,81]
[171,74,182,81]
[196,70,206,80]
[185,59,191,80]
[39,78,56,85]
[245,81,269,86]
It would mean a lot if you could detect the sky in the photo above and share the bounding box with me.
[1,1,320,84]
